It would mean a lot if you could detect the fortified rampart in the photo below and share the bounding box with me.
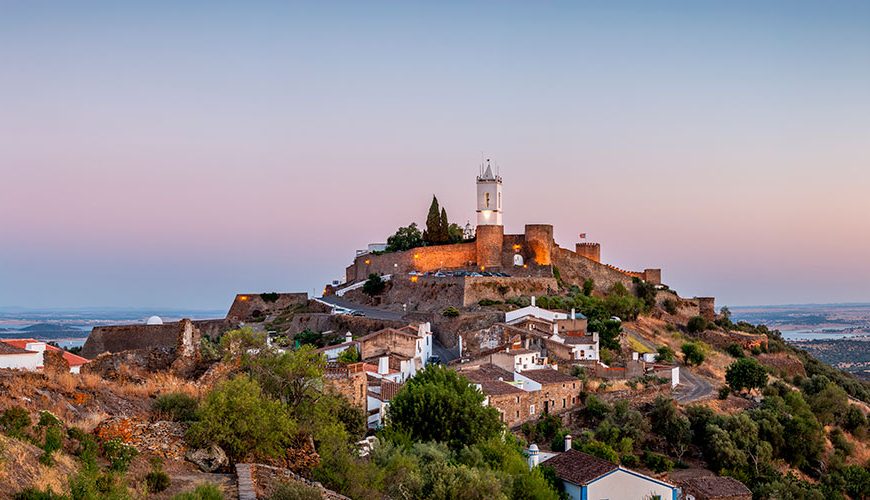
[82,318,232,359]
[226,292,309,322]
[345,223,667,296]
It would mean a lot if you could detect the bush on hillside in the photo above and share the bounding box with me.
[186,375,297,461]
[687,316,707,334]
[362,273,386,296]
[154,392,199,422]
[0,407,31,439]
[681,342,706,366]
[662,298,679,315]
[442,307,460,318]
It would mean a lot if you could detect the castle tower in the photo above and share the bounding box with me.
[476,159,503,226]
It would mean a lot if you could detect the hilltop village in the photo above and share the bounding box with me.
[1,167,869,499]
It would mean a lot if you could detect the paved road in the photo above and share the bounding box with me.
[674,367,715,404]
[624,325,715,404]
[317,295,405,321]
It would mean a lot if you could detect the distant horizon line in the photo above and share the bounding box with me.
[2,301,870,313]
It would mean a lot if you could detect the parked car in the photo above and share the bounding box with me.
[351,310,366,317]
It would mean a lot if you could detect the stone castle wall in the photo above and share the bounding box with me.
[82,318,232,359]
[345,243,477,283]
[476,225,505,269]
[575,242,601,262]
[225,293,308,322]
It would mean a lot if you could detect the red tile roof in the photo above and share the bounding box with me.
[0,342,36,355]
[541,449,618,486]
[0,339,89,366]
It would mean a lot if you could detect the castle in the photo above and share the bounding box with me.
[345,163,665,294]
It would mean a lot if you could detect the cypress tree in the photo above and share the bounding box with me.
[439,207,450,243]
[424,196,441,245]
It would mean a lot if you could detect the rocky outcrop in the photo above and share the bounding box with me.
[186,444,229,472]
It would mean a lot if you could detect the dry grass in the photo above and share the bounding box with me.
[0,433,78,495]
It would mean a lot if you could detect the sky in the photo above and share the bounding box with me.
[1,1,869,310]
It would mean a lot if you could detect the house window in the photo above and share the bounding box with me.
[562,398,566,408]
[516,410,519,418]
[515,396,520,403]
[572,396,576,405]
[572,382,576,389]
[530,404,536,415]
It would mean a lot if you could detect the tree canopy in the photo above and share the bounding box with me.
[386,365,503,450]
[725,357,768,393]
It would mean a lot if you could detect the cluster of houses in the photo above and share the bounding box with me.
[0,338,89,373]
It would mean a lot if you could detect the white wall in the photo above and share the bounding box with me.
[585,469,676,500]
[0,353,41,371]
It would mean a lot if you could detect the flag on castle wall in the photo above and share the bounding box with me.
[579,233,587,239]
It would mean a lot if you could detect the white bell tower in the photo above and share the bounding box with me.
[476,159,503,226]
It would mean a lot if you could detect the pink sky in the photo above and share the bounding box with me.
[2,2,869,308]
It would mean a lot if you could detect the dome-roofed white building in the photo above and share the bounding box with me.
[146,315,164,325]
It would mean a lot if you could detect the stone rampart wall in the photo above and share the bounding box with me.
[345,243,477,283]
[226,293,308,322]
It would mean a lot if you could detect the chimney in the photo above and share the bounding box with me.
[345,332,353,344]
[531,296,536,307]
[528,444,539,469]
[564,434,572,451]
[571,308,576,320]
[632,352,639,361]
[378,356,389,375]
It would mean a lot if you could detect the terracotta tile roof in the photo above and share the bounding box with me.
[541,449,618,485]
[0,342,35,355]
[380,380,403,401]
[2,339,89,366]
[476,379,524,396]
[357,327,418,342]
[458,363,514,383]
[519,368,578,385]
[680,476,752,498]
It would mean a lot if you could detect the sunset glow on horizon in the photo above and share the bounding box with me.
[2,1,869,309]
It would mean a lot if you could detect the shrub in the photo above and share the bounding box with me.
[687,316,707,334]
[102,437,138,472]
[642,450,673,473]
[582,279,595,297]
[12,488,66,500]
[478,298,502,306]
[724,343,745,358]
[39,425,63,466]
[362,274,386,296]
[1,407,31,439]
[662,298,678,315]
[146,457,171,493]
[269,481,322,500]
[154,392,199,422]
[718,386,731,400]
[186,375,297,461]
[336,346,361,364]
[172,483,225,500]
[655,345,675,363]
[260,292,280,302]
[620,453,640,467]
[681,342,706,366]
[442,307,460,318]
[575,440,618,463]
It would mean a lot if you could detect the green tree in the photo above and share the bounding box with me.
[423,196,448,245]
[649,397,692,460]
[362,273,386,296]
[336,346,361,364]
[219,327,267,361]
[582,278,595,297]
[681,342,706,366]
[440,207,450,244]
[656,345,675,363]
[247,345,326,410]
[687,316,707,334]
[386,365,503,450]
[186,375,297,461]
[447,222,464,243]
[725,358,768,393]
[386,223,424,252]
